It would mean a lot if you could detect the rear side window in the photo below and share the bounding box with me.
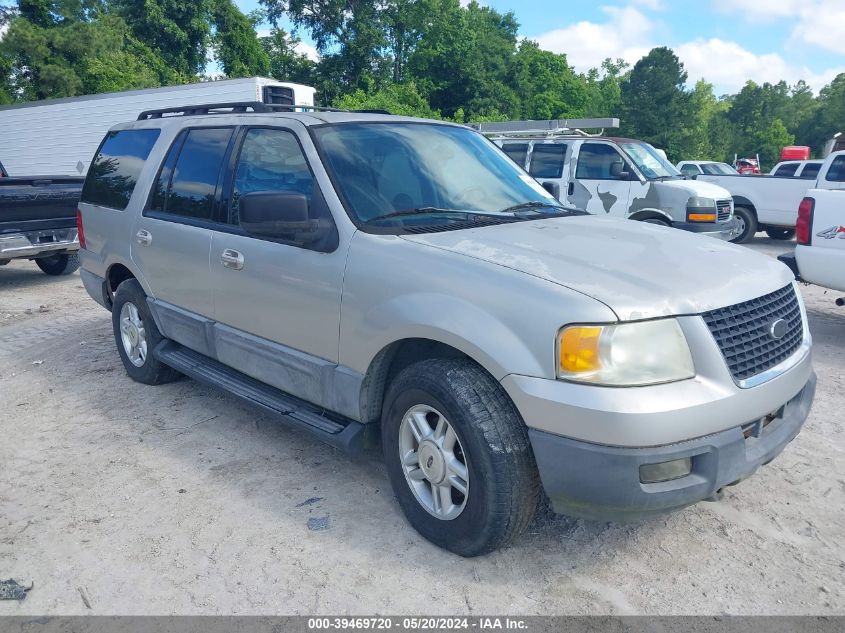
[151,127,233,220]
[827,156,845,182]
[773,163,799,177]
[800,163,821,179]
[680,164,701,177]
[501,143,528,168]
[81,129,160,210]
[529,144,567,179]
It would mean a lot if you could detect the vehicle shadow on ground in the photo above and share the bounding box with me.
[0,264,79,291]
[19,315,669,568]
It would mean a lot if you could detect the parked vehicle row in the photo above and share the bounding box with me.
[0,168,84,275]
[478,120,739,241]
[77,104,814,556]
[695,151,845,243]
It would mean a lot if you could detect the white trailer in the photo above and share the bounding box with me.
[0,77,316,177]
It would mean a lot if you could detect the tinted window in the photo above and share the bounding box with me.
[501,143,528,168]
[155,127,233,220]
[81,129,160,210]
[575,143,627,180]
[800,163,821,179]
[231,128,315,225]
[530,144,566,178]
[680,164,701,177]
[774,163,799,177]
[826,156,845,182]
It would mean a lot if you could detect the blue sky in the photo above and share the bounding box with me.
[235,0,845,95]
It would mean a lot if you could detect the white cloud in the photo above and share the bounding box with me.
[294,41,320,62]
[676,38,845,93]
[535,6,655,72]
[630,0,664,10]
[712,0,845,53]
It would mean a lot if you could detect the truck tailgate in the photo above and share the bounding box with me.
[0,176,84,231]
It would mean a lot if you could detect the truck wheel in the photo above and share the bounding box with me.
[731,206,757,244]
[766,228,796,241]
[35,253,79,276]
[111,279,180,385]
[381,358,540,557]
[642,217,670,227]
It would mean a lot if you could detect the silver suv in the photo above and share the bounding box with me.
[78,103,816,556]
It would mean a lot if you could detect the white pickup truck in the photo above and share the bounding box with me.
[779,183,845,302]
[697,151,845,243]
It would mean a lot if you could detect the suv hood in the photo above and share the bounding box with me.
[401,216,794,320]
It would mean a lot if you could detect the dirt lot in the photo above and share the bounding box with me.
[1,237,843,616]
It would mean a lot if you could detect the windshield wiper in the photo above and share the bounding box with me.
[362,207,470,224]
[498,200,567,214]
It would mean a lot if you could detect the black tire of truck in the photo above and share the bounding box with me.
[765,228,796,241]
[731,206,758,244]
[381,358,540,557]
[111,279,181,385]
[35,253,80,276]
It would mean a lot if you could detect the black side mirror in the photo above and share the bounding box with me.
[542,181,561,199]
[239,192,330,244]
[609,161,630,180]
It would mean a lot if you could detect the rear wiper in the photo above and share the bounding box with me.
[362,207,470,224]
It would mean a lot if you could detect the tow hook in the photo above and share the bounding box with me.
[704,488,725,502]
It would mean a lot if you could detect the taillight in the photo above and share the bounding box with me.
[76,209,86,249]
[796,197,814,245]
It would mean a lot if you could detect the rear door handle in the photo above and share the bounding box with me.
[221,248,244,271]
[567,182,574,196]
[136,229,152,246]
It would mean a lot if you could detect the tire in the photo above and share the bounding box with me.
[765,228,796,241]
[111,279,180,385]
[381,358,540,557]
[35,253,80,276]
[731,206,758,244]
[641,217,670,227]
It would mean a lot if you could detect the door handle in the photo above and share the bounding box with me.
[221,249,244,271]
[567,182,575,196]
[136,229,152,246]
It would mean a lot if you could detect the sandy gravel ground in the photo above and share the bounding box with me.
[0,237,843,616]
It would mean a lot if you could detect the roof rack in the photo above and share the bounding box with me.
[137,101,393,120]
[472,117,619,138]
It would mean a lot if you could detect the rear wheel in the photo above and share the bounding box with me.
[731,206,757,243]
[111,279,180,385]
[641,217,670,227]
[35,253,79,276]
[381,358,540,557]
[765,228,796,241]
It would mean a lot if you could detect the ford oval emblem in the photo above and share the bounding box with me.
[769,319,789,340]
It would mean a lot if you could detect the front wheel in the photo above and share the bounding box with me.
[766,228,796,241]
[381,358,540,557]
[35,253,79,276]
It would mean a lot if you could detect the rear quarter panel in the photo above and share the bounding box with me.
[796,189,845,292]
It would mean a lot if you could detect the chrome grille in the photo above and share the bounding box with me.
[702,285,803,382]
[716,199,732,222]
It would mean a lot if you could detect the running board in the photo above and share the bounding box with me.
[154,340,374,454]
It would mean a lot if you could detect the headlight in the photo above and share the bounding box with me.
[686,196,717,222]
[557,319,695,386]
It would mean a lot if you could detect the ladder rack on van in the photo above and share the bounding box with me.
[472,118,619,138]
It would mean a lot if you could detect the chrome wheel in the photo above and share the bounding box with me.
[119,302,147,368]
[735,214,746,237]
[398,405,469,520]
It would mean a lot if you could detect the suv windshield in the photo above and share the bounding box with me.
[620,142,680,179]
[701,162,737,176]
[312,123,560,226]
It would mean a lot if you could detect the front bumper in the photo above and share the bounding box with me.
[0,228,79,259]
[529,373,815,521]
[674,217,740,241]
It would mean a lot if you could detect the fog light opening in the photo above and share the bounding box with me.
[639,457,692,484]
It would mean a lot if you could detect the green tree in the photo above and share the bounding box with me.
[260,27,316,86]
[509,40,589,119]
[211,0,269,78]
[113,0,213,76]
[584,58,628,118]
[807,73,845,154]
[619,46,693,161]
[333,81,440,118]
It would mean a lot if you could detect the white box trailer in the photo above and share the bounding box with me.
[0,77,316,176]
